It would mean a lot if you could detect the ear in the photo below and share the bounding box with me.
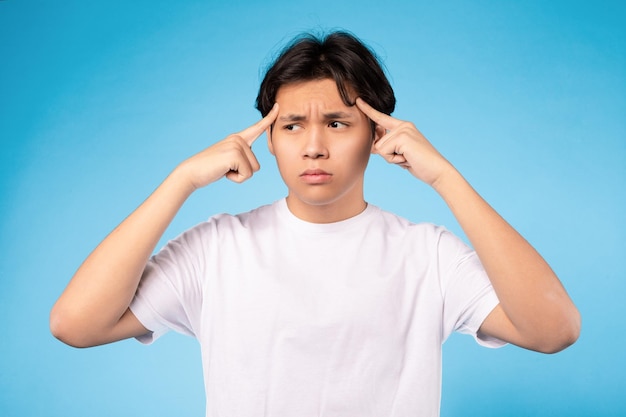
[370,124,386,153]
[266,126,275,155]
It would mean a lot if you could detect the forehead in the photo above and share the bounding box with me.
[275,79,352,109]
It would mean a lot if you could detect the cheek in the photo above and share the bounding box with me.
[271,142,298,171]
[338,140,373,162]
[271,141,294,160]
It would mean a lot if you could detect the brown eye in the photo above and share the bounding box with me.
[329,121,348,129]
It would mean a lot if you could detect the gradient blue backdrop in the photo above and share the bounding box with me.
[1,1,624,416]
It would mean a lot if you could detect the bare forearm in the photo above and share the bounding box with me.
[50,106,279,348]
[50,168,194,346]
[433,167,580,351]
[356,99,580,352]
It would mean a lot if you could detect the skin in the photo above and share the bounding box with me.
[49,104,280,347]
[355,97,580,353]
[268,79,384,223]
[50,78,580,353]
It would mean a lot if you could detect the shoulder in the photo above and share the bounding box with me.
[208,200,279,230]
[372,205,447,238]
[151,202,280,264]
[183,200,284,246]
[370,205,473,256]
[157,201,276,247]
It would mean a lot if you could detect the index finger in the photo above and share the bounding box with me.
[238,103,279,147]
[355,98,402,130]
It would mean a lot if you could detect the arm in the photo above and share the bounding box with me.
[50,105,279,348]
[356,98,580,353]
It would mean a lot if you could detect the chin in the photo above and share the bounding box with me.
[288,187,357,208]
[290,194,338,207]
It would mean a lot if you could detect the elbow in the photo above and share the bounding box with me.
[534,306,582,354]
[49,303,94,349]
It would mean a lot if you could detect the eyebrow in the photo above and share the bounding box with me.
[278,111,354,122]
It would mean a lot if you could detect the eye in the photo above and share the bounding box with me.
[329,121,348,129]
[283,124,302,131]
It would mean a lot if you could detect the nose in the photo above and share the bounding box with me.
[302,126,329,159]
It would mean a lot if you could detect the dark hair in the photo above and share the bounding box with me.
[255,31,396,122]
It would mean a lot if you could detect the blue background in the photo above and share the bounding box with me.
[1,0,624,416]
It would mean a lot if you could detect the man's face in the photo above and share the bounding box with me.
[268,78,380,222]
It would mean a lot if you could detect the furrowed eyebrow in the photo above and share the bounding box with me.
[323,112,353,120]
[277,112,354,122]
[278,114,306,122]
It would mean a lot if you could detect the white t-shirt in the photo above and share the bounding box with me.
[130,199,503,416]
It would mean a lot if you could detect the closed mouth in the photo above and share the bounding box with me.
[300,169,331,176]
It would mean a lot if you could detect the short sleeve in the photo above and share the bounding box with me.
[437,228,505,348]
[129,223,207,344]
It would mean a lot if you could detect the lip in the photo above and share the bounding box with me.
[300,169,332,184]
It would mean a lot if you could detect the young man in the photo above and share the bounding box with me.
[51,32,580,416]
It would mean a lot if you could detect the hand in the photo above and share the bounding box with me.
[177,104,279,190]
[356,98,453,187]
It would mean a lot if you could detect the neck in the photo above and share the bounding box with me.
[285,194,367,224]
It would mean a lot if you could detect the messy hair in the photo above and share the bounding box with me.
[255,31,396,123]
